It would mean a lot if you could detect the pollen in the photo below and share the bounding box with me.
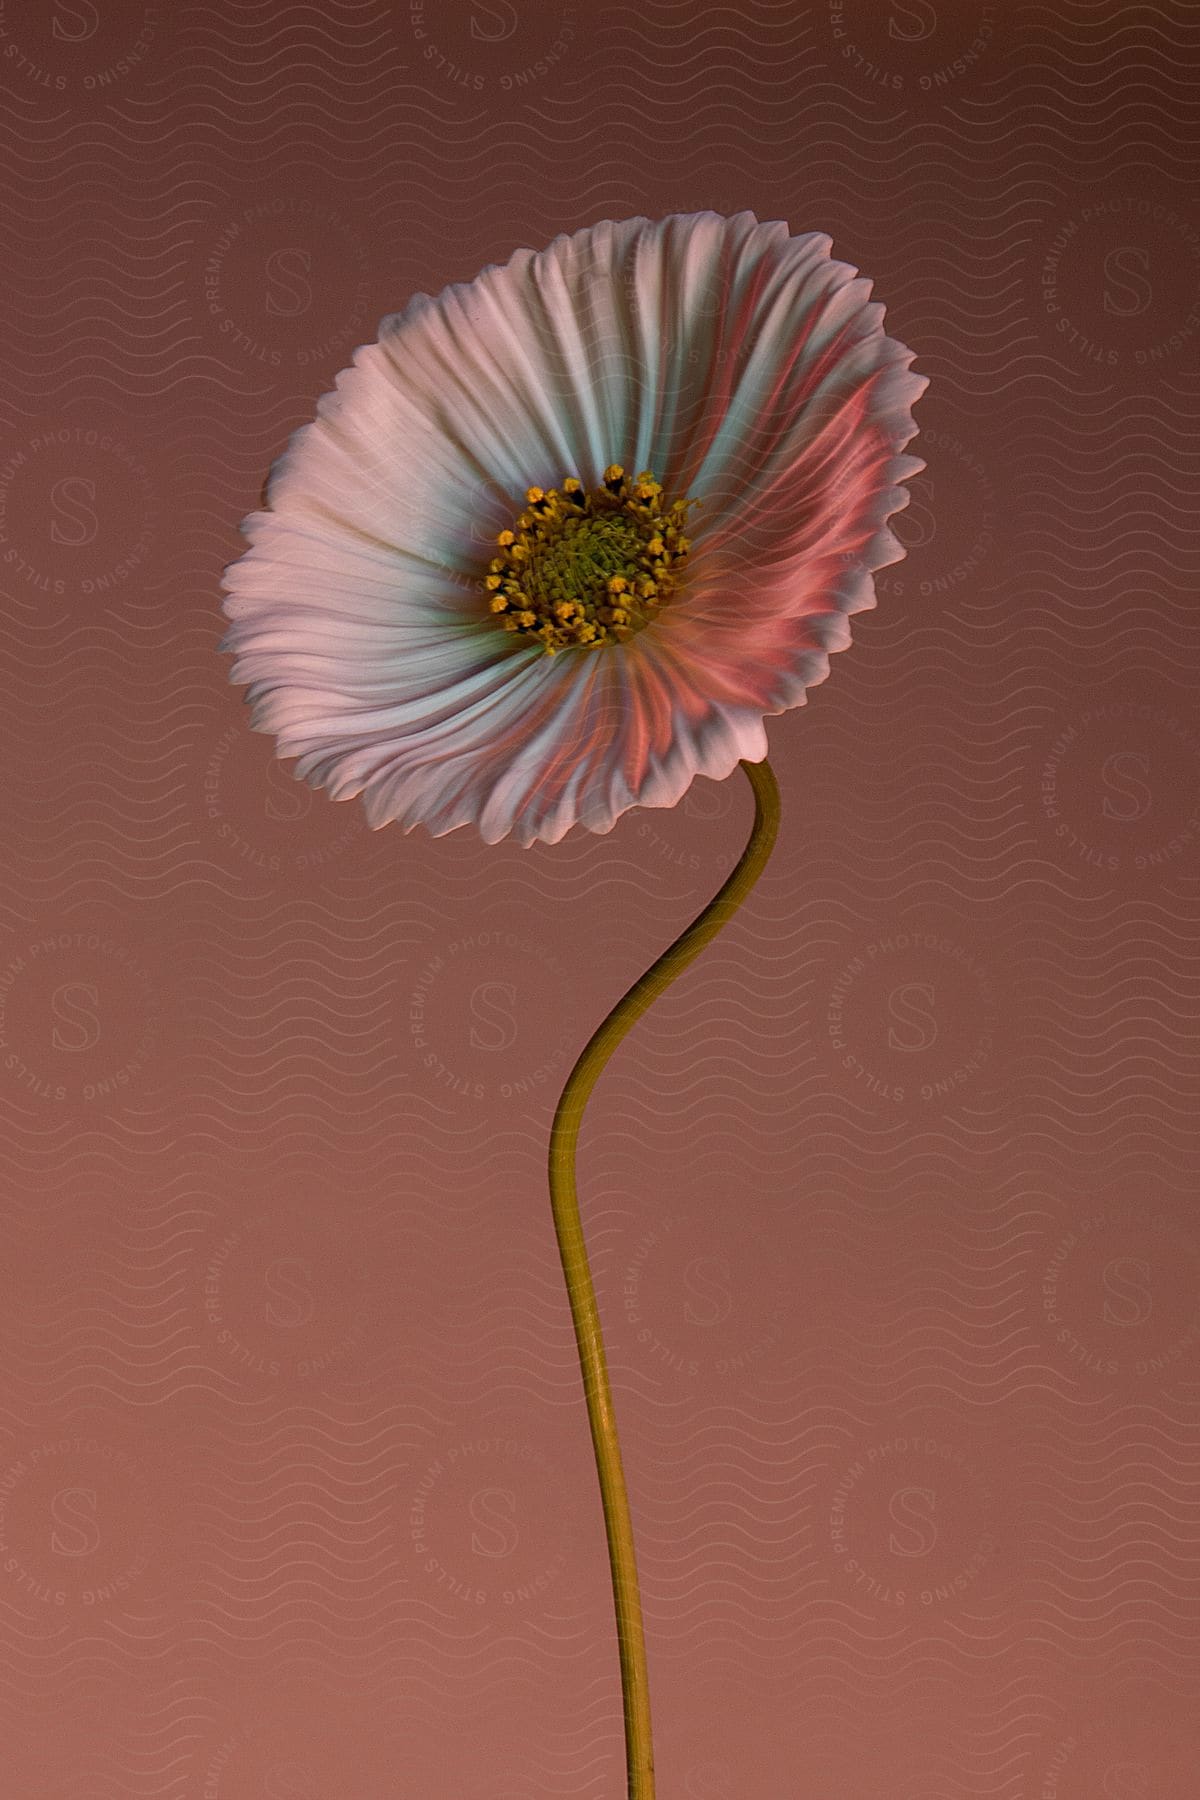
[482,465,699,653]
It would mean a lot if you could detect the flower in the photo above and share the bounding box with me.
[219,211,927,847]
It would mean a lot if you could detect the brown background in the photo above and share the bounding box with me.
[2,1,1199,1794]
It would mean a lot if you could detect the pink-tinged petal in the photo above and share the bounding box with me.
[220,212,926,846]
[356,635,755,851]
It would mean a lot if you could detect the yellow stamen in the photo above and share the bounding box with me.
[480,465,698,654]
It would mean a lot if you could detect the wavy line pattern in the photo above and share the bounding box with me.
[1,0,1199,1795]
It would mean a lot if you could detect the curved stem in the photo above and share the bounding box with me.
[547,757,781,1799]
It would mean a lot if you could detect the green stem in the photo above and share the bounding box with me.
[547,757,781,1800]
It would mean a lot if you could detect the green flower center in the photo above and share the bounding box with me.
[483,464,698,654]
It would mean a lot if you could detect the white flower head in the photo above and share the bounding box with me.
[220,211,927,847]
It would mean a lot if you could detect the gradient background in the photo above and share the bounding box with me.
[1,1,1199,1794]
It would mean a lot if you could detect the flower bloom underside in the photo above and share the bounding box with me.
[220,211,927,846]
